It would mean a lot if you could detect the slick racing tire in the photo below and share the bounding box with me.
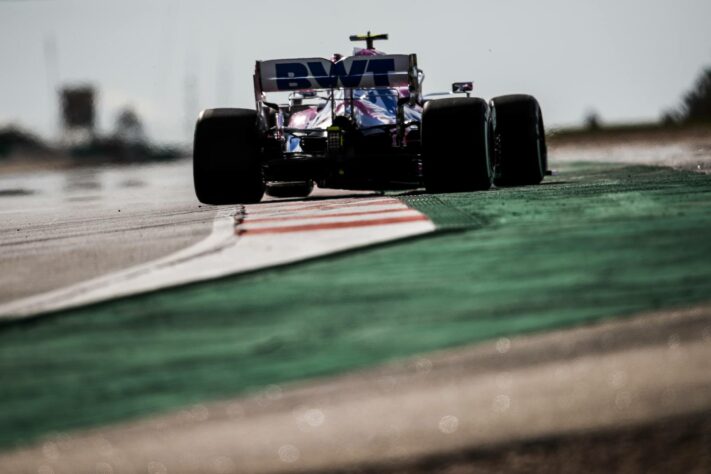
[265,180,314,199]
[490,94,547,186]
[193,108,265,204]
[422,97,493,193]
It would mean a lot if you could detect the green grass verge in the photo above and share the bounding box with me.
[1,162,710,449]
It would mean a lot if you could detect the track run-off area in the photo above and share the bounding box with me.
[1,137,711,472]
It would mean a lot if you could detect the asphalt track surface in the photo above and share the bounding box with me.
[0,163,412,318]
[0,195,435,319]
[0,162,216,304]
[1,137,710,472]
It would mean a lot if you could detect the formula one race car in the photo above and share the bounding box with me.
[193,32,548,204]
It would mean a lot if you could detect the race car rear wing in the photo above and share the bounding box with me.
[255,54,418,95]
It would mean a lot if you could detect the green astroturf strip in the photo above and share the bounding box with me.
[1,163,711,448]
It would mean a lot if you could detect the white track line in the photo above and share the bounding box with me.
[0,197,435,320]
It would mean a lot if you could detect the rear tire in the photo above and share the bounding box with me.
[490,94,547,186]
[193,108,265,204]
[265,180,314,199]
[421,97,493,193]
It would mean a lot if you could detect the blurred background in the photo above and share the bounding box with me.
[1,0,710,163]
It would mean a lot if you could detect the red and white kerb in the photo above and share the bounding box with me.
[237,197,428,236]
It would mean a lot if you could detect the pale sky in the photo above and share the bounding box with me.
[1,0,710,144]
